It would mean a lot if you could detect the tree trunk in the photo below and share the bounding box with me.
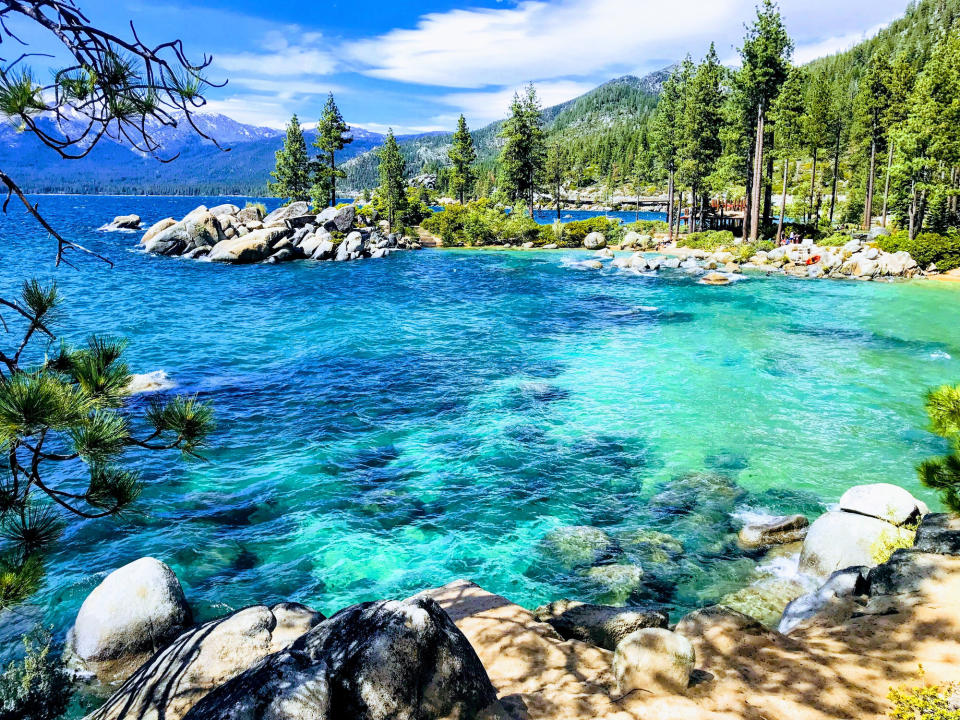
[829,126,841,224]
[764,131,774,230]
[863,137,877,230]
[881,142,894,228]
[556,177,562,221]
[330,151,337,208]
[749,106,764,243]
[809,147,818,226]
[678,190,686,235]
[667,170,675,241]
[777,158,789,244]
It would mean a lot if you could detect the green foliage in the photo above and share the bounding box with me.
[877,231,960,271]
[888,669,960,720]
[561,217,625,247]
[0,627,71,720]
[376,131,408,231]
[311,93,353,210]
[918,385,960,513]
[819,233,853,247]
[244,202,267,218]
[678,230,736,251]
[268,114,311,203]
[0,281,213,609]
[499,84,546,215]
[624,220,670,235]
[448,115,477,204]
[870,522,918,565]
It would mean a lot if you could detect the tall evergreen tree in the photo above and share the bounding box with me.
[377,130,408,231]
[803,68,834,224]
[739,0,794,241]
[269,114,311,203]
[499,83,546,217]
[448,115,478,205]
[311,94,353,210]
[652,61,692,239]
[881,54,917,226]
[771,67,807,242]
[853,52,893,229]
[680,44,725,232]
[545,144,564,221]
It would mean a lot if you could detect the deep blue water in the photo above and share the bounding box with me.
[1,195,959,670]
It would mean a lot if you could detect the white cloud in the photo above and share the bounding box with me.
[202,96,302,129]
[345,0,736,88]
[792,22,890,64]
[228,77,344,98]
[345,0,907,90]
[216,32,337,77]
[442,80,596,125]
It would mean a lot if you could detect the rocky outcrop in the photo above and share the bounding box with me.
[140,203,419,265]
[613,628,695,695]
[735,237,922,281]
[66,557,192,684]
[90,603,324,720]
[533,600,667,650]
[100,214,141,231]
[181,596,509,720]
[914,513,960,555]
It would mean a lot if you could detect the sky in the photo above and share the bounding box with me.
[6,0,910,134]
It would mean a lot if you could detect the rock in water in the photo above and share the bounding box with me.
[208,228,288,263]
[181,597,509,720]
[143,209,222,256]
[541,525,619,569]
[798,510,911,580]
[583,232,607,250]
[262,201,310,227]
[701,271,732,285]
[838,483,924,526]
[90,603,324,720]
[318,205,357,233]
[101,214,141,231]
[66,557,191,683]
[533,599,667,650]
[141,217,177,245]
[613,628,695,695]
[738,514,809,549]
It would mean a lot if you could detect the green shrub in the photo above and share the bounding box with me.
[888,669,960,720]
[819,233,853,247]
[0,627,72,720]
[878,231,960,271]
[562,217,625,247]
[624,219,670,235]
[678,230,736,251]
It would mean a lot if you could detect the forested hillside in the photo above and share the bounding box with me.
[342,72,667,191]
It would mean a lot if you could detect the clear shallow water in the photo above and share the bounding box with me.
[1,195,959,655]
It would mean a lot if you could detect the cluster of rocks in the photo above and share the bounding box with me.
[138,201,421,265]
[69,558,507,720]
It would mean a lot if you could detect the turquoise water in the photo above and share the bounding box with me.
[1,196,959,656]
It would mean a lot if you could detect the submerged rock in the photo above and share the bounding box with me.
[720,576,808,628]
[67,557,191,684]
[533,599,667,650]
[584,563,645,604]
[90,603,324,720]
[181,596,509,720]
[541,525,619,569]
[613,628,695,695]
[738,514,809,549]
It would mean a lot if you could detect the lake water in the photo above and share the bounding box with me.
[1,195,958,666]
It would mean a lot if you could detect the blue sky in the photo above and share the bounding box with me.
[9,0,909,134]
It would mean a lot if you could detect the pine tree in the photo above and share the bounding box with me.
[652,61,692,239]
[377,130,408,231]
[499,83,546,217]
[853,52,893,230]
[311,94,353,210]
[881,54,918,227]
[448,115,477,205]
[739,0,794,241]
[771,67,807,242]
[269,114,311,203]
[545,144,564,221]
[803,68,834,224]
[680,44,725,233]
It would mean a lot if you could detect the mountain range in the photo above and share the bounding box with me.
[0,70,668,196]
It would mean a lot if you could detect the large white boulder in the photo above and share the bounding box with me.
[262,201,310,227]
[583,232,607,250]
[798,511,911,580]
[613,628,695,695]
[67,558,191,682]
[838,483,924,526]
[207,228,289,263]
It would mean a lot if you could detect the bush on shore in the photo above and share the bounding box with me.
[887,669,960,720]
[677,230,736,251]
[0,627,71,720]
[877,231,960,271]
